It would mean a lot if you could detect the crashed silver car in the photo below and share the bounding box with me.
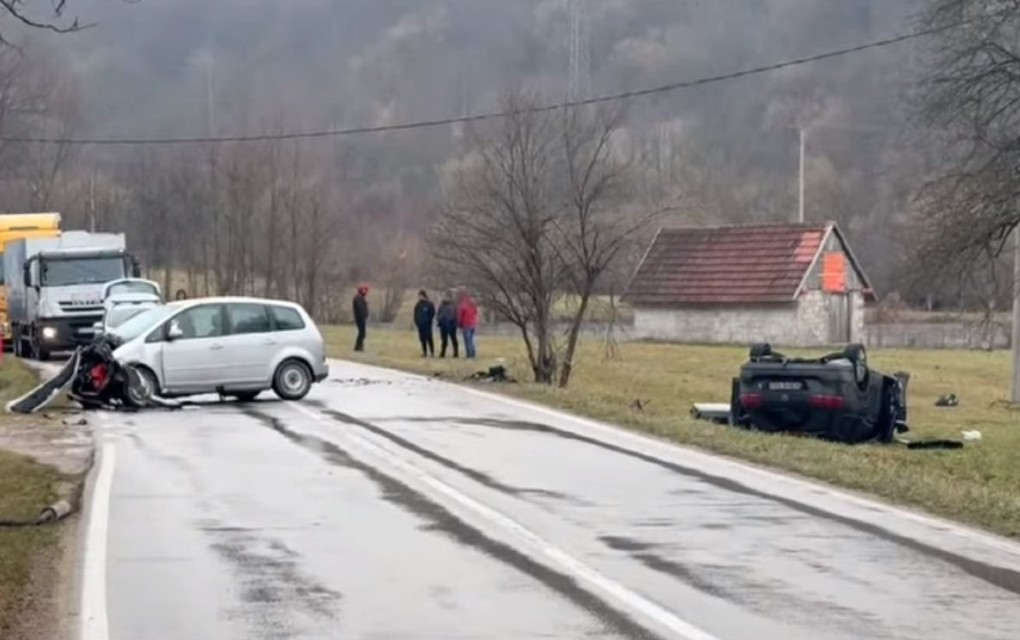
[8,297,329,414]
[108,297,329,402]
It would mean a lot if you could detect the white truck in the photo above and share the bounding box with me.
[5,231,140,359]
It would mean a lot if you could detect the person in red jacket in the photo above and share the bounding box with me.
[457,289,479,359]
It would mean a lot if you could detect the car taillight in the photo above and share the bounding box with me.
[809,394,845,410]
[740,392,764,409]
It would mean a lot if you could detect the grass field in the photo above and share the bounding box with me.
[0,360,62,636]
[324,324,1020,539]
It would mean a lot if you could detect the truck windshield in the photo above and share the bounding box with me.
[42,257,126,286]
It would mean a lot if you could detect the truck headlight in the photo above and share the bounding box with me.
[41,327,57,340]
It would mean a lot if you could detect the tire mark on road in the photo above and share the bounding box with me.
[598,535,886,637]
[205,523,342,640]
[308,403,584,505]
[244,408,663,640]
[378,414,1020,597]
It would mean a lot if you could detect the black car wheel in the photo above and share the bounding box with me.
[749,343,773,360]
[843,343,869,387]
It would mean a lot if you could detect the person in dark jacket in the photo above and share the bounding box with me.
[352,285,369,352]
[413,290,436,357]
[436,290,459,358]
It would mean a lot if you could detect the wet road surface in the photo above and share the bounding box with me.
[86,359,1020,640]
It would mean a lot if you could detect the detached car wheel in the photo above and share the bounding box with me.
[273,360,312,401]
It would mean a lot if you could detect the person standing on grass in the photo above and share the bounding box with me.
[352,285,370,352]
[436,290,459,358]
[457,288,479,359]
[413,289,436,357]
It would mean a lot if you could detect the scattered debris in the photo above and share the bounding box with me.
[630,399,651,413]
[894,437,964,450]
[962,430,982,442]
[467,364,516,383]
[7,340,154,414]
[689,403,728,423]
[935,394,960,407]
[330,377,388,387]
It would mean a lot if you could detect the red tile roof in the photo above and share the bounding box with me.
[624,223,837,305]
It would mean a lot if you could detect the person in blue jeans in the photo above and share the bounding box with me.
[457,289,479,359]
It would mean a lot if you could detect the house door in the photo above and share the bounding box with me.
[828,294,851,344]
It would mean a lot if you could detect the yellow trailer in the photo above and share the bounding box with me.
[0,213,62,344]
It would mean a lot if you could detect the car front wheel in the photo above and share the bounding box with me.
[273,360,312,401]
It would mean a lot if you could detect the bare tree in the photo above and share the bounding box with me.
[555,105,666,387]
[434,90,563,383]
[914,0,1020,271]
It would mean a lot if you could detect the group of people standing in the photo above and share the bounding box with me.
[351,286,478,358]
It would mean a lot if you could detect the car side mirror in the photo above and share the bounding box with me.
[166,321,183,341]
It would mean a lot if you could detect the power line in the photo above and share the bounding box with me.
[2,22,955,147]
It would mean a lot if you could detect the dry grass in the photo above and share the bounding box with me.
[0,359,62,636]
[324,325,1020,539]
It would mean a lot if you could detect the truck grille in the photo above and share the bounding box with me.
[58,301,104,314]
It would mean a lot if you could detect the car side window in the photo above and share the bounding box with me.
[170,305,224,340]
[270,305,305,331]
[228,303,272,335]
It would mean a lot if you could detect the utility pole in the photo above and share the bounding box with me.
[567,0,591,100]
[1012,226,1020,403]
[798,127,806,223]
[88,172,96,232]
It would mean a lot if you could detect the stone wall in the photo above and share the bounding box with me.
[865,322,1010,350]
[632,294,835,347]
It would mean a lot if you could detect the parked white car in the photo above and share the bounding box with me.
[107,297,329,401]
[94,278,163,336]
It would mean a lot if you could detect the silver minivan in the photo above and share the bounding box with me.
[108,297,329,401]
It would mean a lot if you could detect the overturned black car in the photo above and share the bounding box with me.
[729,343,909,444]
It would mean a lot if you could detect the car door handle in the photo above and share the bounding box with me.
[262,339,277,346]
[210,344,224,350]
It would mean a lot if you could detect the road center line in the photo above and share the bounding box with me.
[81,442,115,640]
[286,401,718,640]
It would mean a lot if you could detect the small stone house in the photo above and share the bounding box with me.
[623,222,876,347]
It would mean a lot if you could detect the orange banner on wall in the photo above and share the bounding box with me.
[822,252,846,293]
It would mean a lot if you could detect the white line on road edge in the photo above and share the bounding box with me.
[287,402,718,640]
[450,380,1020,560]
[80,442,114,640]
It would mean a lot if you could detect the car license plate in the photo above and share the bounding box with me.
[768,381,803,391]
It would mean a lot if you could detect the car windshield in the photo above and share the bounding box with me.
[107,305,156,329]
[42,257,126,286]
[110,305,174,342]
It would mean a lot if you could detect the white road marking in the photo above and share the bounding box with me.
[287,401,718,640]
[455,384,1020,559]
[81,442,115,640]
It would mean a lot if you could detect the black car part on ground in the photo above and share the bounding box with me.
[7,337,154,414]
[730,343,910,445]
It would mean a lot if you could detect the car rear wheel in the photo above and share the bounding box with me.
[843,343,868,387]
[749,343,772,360]
[273,360,312,401]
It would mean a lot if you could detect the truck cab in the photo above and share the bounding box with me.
[6,232,140,359]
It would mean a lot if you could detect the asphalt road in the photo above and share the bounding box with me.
[81,358,1020,640]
